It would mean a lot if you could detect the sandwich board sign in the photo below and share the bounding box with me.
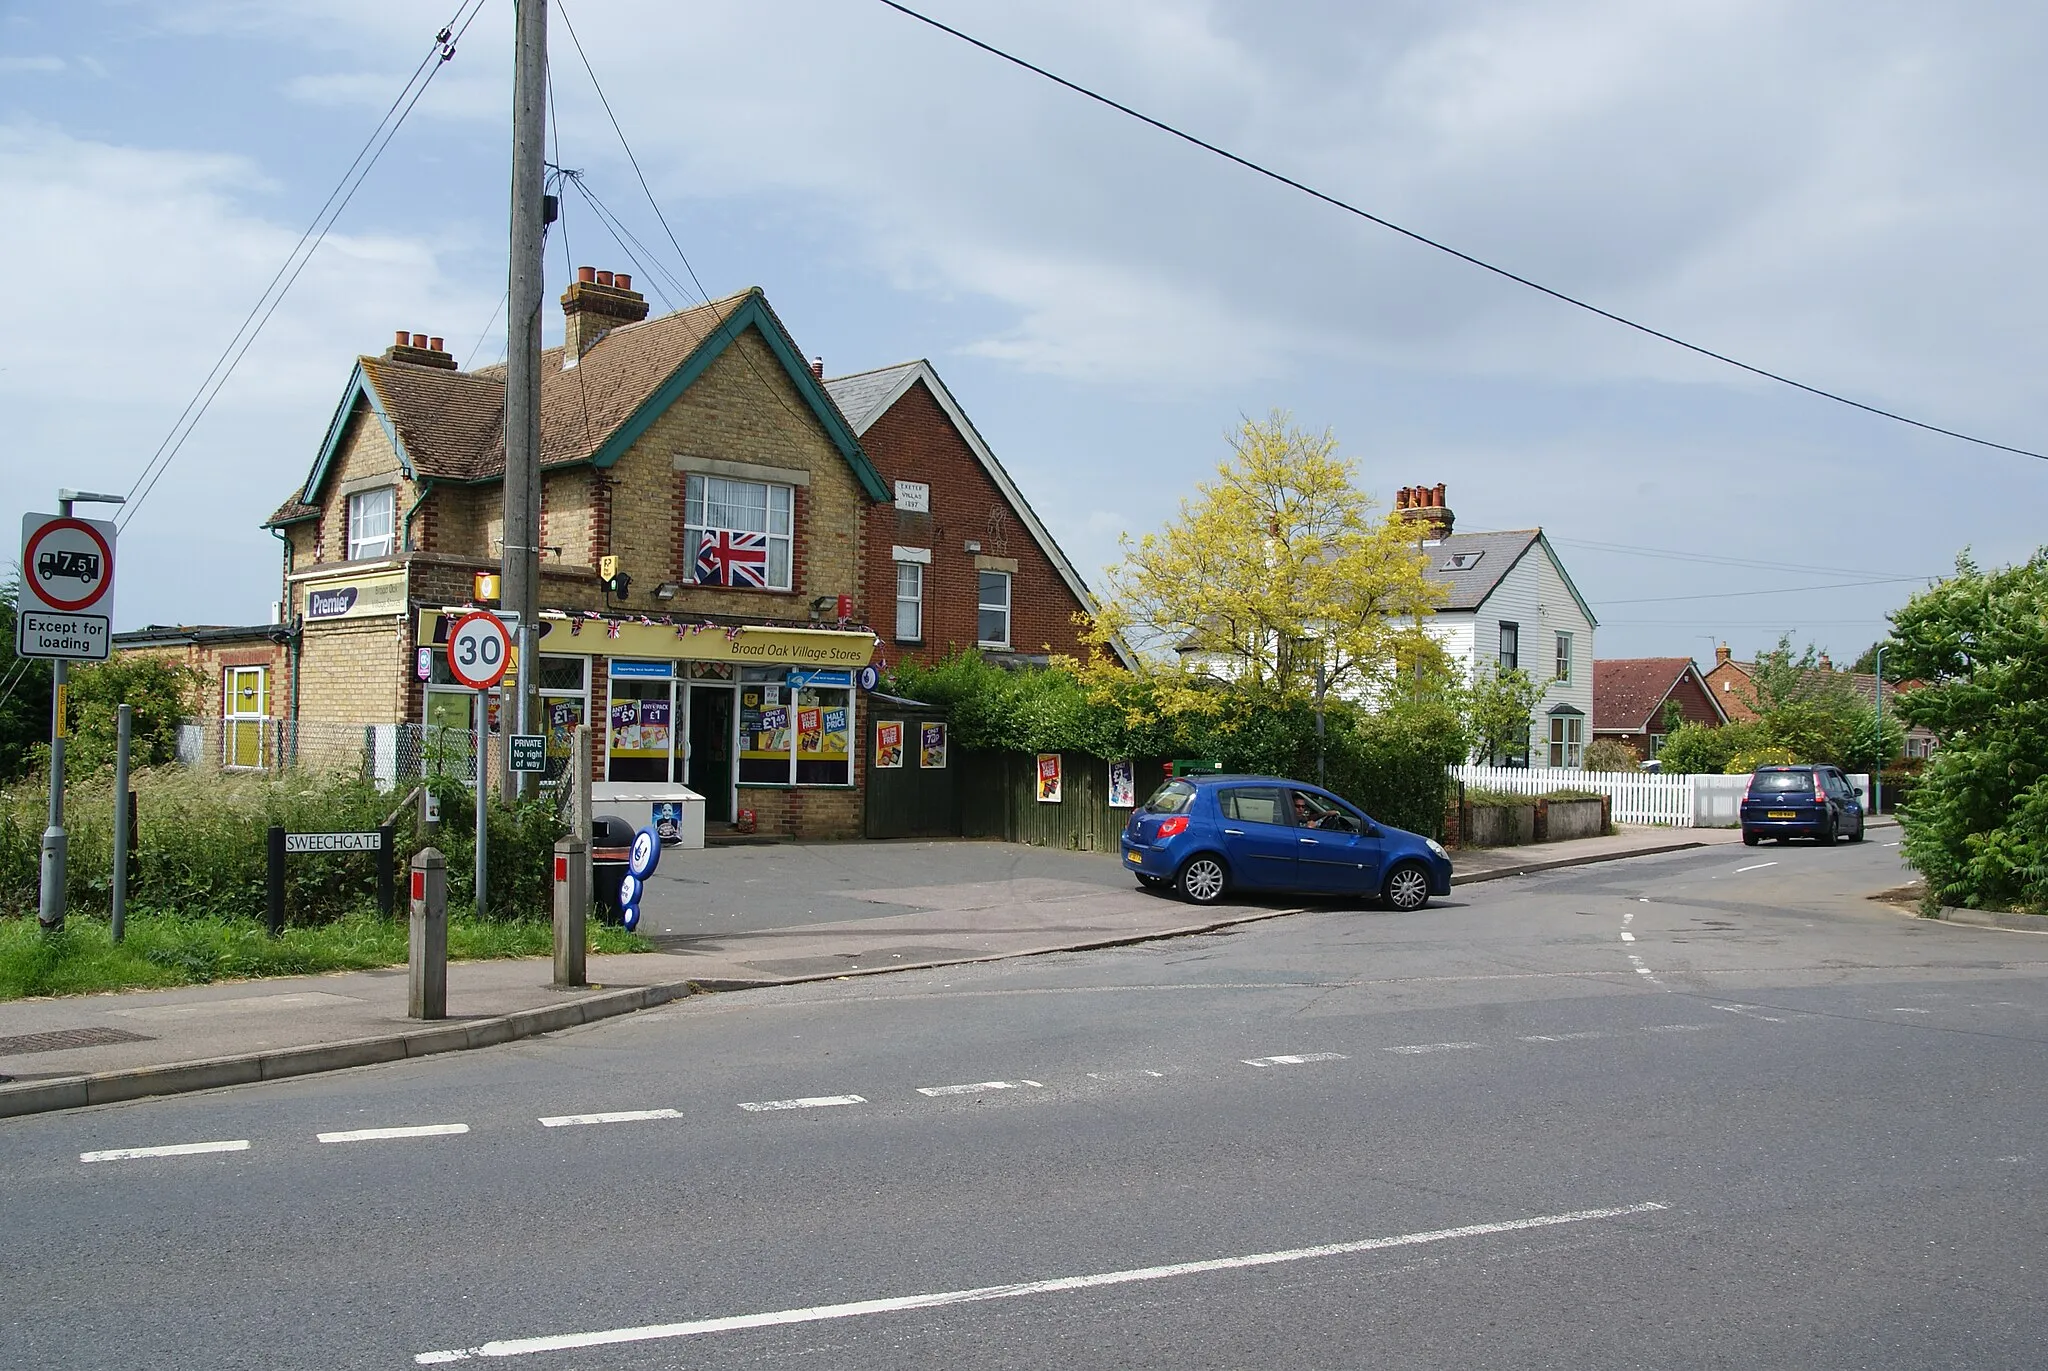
[17,513,117,660]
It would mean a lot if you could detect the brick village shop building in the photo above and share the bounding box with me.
[121,274,1102,839]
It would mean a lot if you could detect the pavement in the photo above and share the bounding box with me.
[3,834,2035,1371]
[0,821,1779,1116]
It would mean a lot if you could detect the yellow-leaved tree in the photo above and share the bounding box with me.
[1079,414,1446,718]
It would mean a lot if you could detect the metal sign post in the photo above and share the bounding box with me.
[23,491,124,931]
[447,610,511,917]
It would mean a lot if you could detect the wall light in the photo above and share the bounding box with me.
[653,582,680,601]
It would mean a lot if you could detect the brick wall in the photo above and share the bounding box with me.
[298,621,409,723]
[314,408,417,563]
[854,378,1092,673]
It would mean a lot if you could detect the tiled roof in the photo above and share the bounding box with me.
[1594,657,1698,732]
[265,496,318,527]
[1417,529,1543,610]
[823,361,922,432]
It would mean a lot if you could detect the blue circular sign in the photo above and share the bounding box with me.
[857,664,879,692]
[618,872,642,909]
[627,827,661,880]
[621,902,640,932]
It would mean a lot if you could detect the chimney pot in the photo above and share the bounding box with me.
[613,273,630,291]
[1433,482,1447,507]
[595,270,614,287]
[811,356,824,378]
[395,329,410,346]
[577,266,596,283]
[428,337,443,352]
[411,333,428,348]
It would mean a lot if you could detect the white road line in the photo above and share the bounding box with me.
[538,1110,682,1128]
[1518,1031,1607,1043]
[736,1095,864,1112]
[412,1201,1668,1363]
[916,1080,1045,1097]
[1642,1023,1710,1033]
[1622,910,1634,925]
[1619,930,1636,942]
[1383,1043,1480,1055]
[317,1124,469,1143]
[1711,1004,1785,1023]
[81,1139,250,1164]
[1891,1008,1931,1015]
[1086,1071,1166,1080]
[1734,862,1778,874]
[1884,841,1901,848]
[1242,1053,1348,1067]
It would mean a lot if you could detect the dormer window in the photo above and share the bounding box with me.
[347,487,395,560]
[1444,550,1483,571]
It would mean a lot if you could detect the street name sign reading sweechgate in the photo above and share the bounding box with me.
[284,831,383,854]
[17,512,118,661]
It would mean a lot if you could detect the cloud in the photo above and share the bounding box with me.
[0,55,66,72]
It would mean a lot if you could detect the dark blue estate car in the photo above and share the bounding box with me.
[1120,775,1453,910]
[1740,764,1867,846]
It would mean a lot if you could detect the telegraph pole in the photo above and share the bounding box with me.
[501,0,547,797]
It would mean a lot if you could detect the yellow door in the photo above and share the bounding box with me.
[224,667,268,769]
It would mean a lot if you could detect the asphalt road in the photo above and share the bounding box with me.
[5,838,2045,1370]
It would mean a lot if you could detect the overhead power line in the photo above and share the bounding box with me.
[1550,536,1927,582]
[874,0,2047,465]
[1593,574,1932,606]
[119,0,489,530]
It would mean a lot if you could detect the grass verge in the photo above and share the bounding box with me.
[0,913,650,1001]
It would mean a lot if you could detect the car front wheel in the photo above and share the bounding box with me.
[1176,855,1229,905]
[1383,862,1432,912]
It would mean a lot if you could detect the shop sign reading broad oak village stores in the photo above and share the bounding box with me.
[415,612,877,668]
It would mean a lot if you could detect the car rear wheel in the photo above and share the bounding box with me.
[1817,815,1837,846]
[1176,855,1229,905]
[1383,862,1431,912]
[1742,830,1760,847]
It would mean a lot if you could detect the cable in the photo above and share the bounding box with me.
[873,0,2047,465]
[463,290,509,370]
[119,0,490,530]
[544,67,594,453]
[1549,536,1929,582]
[1594,574,1931,606]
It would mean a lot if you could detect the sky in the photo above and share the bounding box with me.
[4,0,2045,668]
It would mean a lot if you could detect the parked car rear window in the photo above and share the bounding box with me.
[1219,786,1285,824]
[1145,780,1197,814]
[1751,770,1814,792]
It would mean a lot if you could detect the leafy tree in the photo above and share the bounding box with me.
[1582,737,1642,772]
[1886,550,2048,913]
[1656,720,1758,775]
[1724,634,1898,771]
[62,655,200,776]
[1080,413,1446,710]
[0,577,56,782]
[1467,665,1541,765]
[1848,642,1902,682]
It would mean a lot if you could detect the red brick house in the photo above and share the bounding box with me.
[1592,657,1726,759]
[823,359,1116,672]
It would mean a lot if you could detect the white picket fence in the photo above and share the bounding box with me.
[1447,765,1868,829]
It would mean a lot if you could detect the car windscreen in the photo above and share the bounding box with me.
[1144,779,1197,814]
[1750,771,1813,793]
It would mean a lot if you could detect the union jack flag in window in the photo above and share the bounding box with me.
[694,529,770,588]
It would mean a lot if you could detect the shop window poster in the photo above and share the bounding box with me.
[1108,759,1136,808]
[755,706,790,754]
[797,707,822,753]
[822,707,849,756]
[919,722,948,769]
[875,721,904,768]
[1036,752,1062,804]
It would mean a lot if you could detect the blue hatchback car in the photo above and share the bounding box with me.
[1120,775,1453,910]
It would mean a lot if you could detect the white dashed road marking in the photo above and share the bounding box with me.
[1384,1043,1480,1055]
[1891,1008,1931,1015]
[538,1110,682,1128]
[412,1202,1669,1363]
[1619,930,1636,942]
[81,1139,250,1163]
[318,1124,469,1143]
[1519,1031,1606,1043]
[1711,1004,1785,1023]
[1642,1023,1710,1033]
[1242,1053,1348,1067]
[737,1095,864,1112]
[1734,862,1778,874]
[916,1080,1044,1097]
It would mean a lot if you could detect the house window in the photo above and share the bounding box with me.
[1548,713,1584,768]
[737,666,854,786]
[978,570,1011,648]
[895,561,923,641]
[346,487,395,560]
[223,666,268,770]
[1498,621,1519,671]
[684,474,793,590]
[1444,551,1484,571]
[1554,630,1573,684]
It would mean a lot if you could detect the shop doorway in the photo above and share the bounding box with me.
[687,686,734,822]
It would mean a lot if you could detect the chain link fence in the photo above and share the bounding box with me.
[173,718,576,808]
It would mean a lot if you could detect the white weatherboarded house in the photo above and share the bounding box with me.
[1393,485,1598,766]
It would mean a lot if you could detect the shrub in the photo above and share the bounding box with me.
[1725,745,1797,774]
[1581,738,1641,772]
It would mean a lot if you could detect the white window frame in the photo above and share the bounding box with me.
[1548,714,1584,768]
[1554,630,1573,684]
[346,487,396,561]
[684,474,794,591]
[895,560,924,642]
[977,570,1012,649]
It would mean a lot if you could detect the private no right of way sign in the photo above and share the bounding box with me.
[17,512,118,661]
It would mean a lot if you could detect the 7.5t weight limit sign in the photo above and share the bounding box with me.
[446,611,512,690]
[17,513,117,661]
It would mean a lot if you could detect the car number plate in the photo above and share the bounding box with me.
[1767,810,1798,819]
[1126,851,1142,863]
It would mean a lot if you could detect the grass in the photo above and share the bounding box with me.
[0,912,650,1001]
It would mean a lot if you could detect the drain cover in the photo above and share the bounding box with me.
[0,1026,155,1057]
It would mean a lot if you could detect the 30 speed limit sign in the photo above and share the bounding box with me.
[446,611,511,690]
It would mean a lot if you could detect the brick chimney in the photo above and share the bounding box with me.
[1715,642,1731,667]
[1394,483,1455,541]
[386,329,457,370]
[561,266,649,368]
[1818,652,1833,672]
